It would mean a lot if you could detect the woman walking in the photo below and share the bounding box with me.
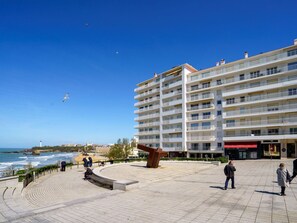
[276,163,291,196]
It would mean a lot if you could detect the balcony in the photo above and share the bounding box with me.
[163,80,182,90]
[163,99,183,107]
[162,118,183,124]
[134,88,160,99]
[224,131,297,141]
[187,115,215,122]
[134,105,160,114]
[134,97,160,107]
[134,113,160,121]
[163,91,182,99]
[134,122,160,128]
[187,52,297,84]
[163,137,182,142]
[223,91,297,107]
[187,136,216,142]
[162,128,182,133]
[162,147,183,151]
[136,130,160,136]
[138,139,160,144]
[162,108,182,116]
[188,93,214,102]
[135,81,159,92]
[223,118,297,129]
[223,103,297,118]
[187,104,215,112]
[223,72,297,97]
[187,146,220,152]
[187,126,215,132]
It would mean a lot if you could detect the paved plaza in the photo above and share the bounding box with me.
[0,160,297,223]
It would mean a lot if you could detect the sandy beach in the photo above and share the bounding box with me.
[74,153,108,164]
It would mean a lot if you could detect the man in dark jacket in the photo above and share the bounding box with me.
[290,158,297,182]
[224,160,236,190]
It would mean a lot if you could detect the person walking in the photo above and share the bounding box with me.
[276,163,291,196]
[88,156,93,168]
[224,160,236,190]
[289,158,297,183]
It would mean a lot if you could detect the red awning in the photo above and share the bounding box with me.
[224,142,257,149]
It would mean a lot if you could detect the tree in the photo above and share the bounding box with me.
[107,138,133,160]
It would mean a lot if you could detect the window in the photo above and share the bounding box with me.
[202,92,210,99]
[216,79,222,85]
[250,82,260,88]
[288,49,297,57]
[191,143,199,150]
[202,143,211,150]
[268,129,279,135]
[217,143,222,148]
[202,82,210,88]
[239,74,245,80]
[226,98,235,104]
[267,67,278,75]
[191,114,199,120]
[240,96,245,102]
[226,120,235,127]
[202,122,211,129]
[190,104,199,110]
[217,110,222,116]
[288,88,297,96]
[290,128,297,134]
[251,130,261,136]
[217,100,222,105]
[190,123,198,130]
[191,85,199,91]
[203,112,211,119]
[250,71,262,78]
[288,62,297,71]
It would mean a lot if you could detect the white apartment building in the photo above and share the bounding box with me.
[134,39,297,159]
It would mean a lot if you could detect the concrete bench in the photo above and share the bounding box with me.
[89,166,138,191]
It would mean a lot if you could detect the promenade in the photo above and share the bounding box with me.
[1,160,296,223]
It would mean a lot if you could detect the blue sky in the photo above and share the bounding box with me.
[0,0,296,148]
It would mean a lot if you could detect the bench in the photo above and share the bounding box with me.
[89,166,138,191]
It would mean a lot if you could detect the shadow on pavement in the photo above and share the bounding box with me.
[255,190,280,195]
[209,186,225,190]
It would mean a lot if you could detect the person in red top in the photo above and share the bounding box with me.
[224,160,236,190]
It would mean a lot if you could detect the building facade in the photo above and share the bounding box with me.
[134,40,297,159]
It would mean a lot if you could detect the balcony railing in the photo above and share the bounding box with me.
[134,97,160,106]
[188,93,214,102]
[134,88,160,99]
[134,105,160,114]
[223,103,297,117]
[138,139,160,143]
[187,115,215,122]
[187,126,215,131]
[163,91,182,99]
[162,118,183,124]
[224,131,297,138]
[187,104,215,112]
[223,72,297,93]
[134,122,160,128]
[134,113,160,121]
[135,81,159,92]
[187,136,216,141]
[163,80,182,90]
[224,117,297,128]
[162,128,182,133]
[136,130,160,135]
[188,146,219,151]
[163,99,183,107]
[187,52,296,83]
[163,137,182,142]
[162,109,182,116]
[223,91,297,107]
[162,147,183,151]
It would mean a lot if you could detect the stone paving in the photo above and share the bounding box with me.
[0,160,296,223]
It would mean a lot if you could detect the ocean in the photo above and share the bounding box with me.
[0,148,78,176]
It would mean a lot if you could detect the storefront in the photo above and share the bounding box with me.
[261,141,280,159]
[224,142,260,160]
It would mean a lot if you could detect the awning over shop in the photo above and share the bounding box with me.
[224,142,257,149]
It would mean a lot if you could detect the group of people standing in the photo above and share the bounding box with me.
[223,159,297,196]
[82,156,93,169]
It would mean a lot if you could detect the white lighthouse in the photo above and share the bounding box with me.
[39,140,42,147]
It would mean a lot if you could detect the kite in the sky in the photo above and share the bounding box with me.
[62,93,70,102]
